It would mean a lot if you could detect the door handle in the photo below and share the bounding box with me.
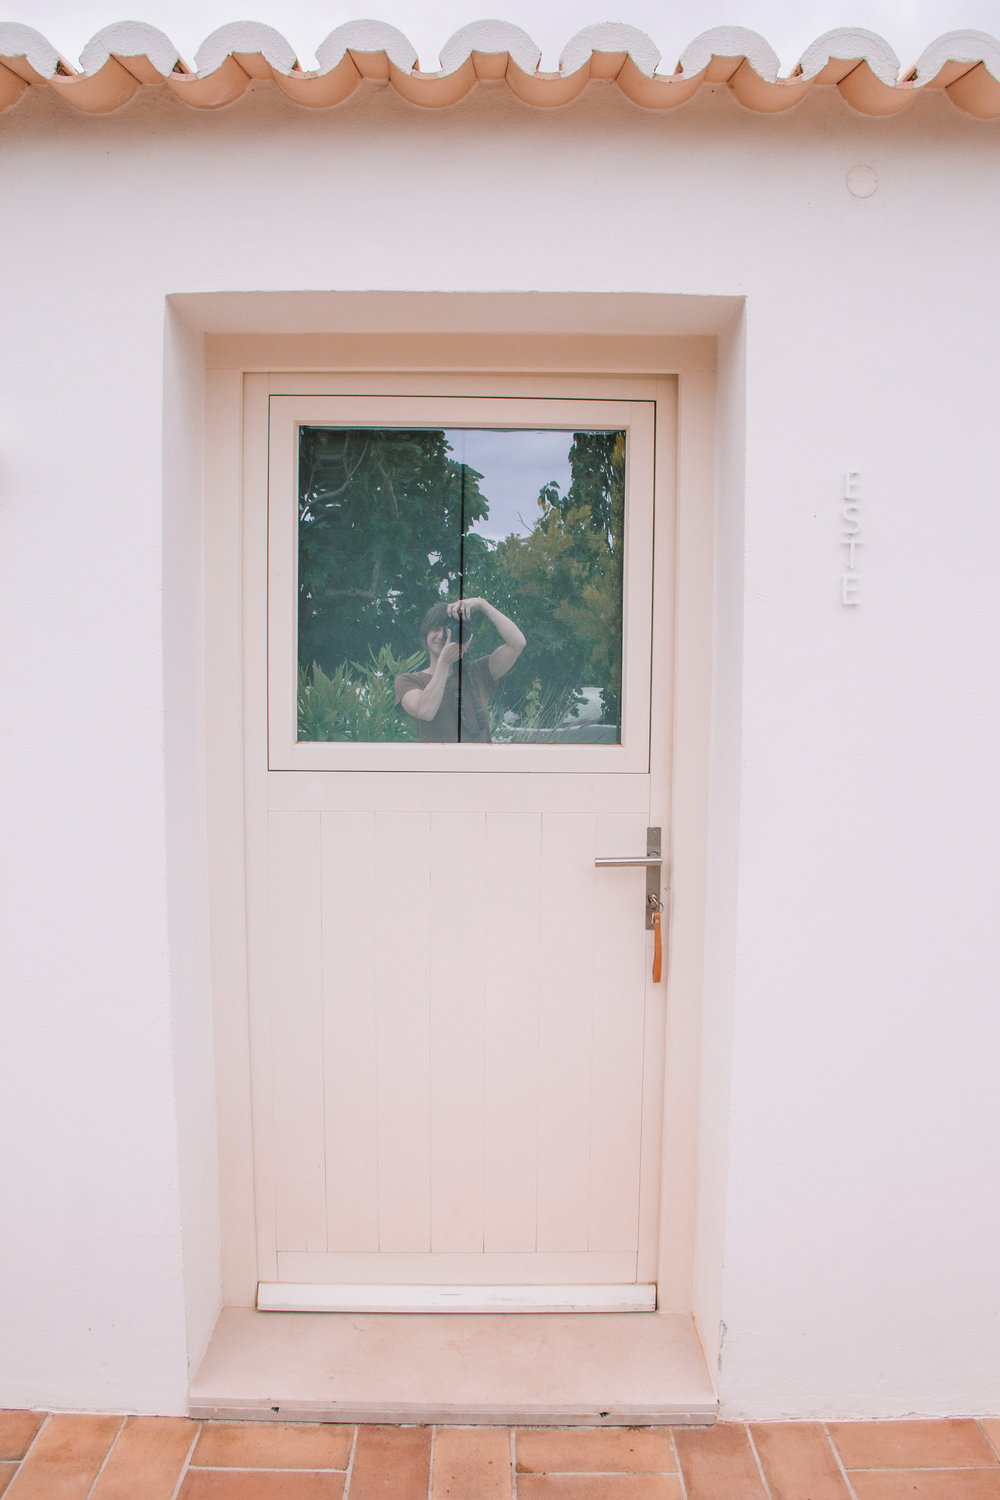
[592,855,662,868]
[595,827,663,930]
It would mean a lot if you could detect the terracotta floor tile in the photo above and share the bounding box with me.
[673,1424,768,1500]
[5,1413,122,1500]
[179,1474,345,1500]
[192,1422,353,1470]
[0,1463,17,1497]
[90,1415,198,1499]
[349,1425,430,1500]
[516,1427,677,1474]
[751,1421,853,1500]
[430,1427,512,1499]
[850,1469,1000,1499]
[518,1476,682,1499]
[828,1419,999,1471]
[0,1413,44,1463]
[981,1421,1000,1459]
[4,1410,122,1494]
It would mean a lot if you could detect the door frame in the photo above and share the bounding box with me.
[203,331,718,1318]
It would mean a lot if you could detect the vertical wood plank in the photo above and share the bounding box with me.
[321,811,379,1251]
[245,802,278,1280]
[483,812,542,1252]
[374,812,432,1251]
[429,812,487,1252]
[637,981,667,1283]
[589,811,648,1258]
[268,811,327,1252]
[536,812,597,1252]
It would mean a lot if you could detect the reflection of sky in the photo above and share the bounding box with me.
[444,429,573,542]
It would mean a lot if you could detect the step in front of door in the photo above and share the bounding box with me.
[189,1307,717,1426]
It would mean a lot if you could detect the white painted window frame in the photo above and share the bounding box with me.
[267,394,655,774]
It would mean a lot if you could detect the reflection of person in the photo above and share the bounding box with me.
[395,597,526,743]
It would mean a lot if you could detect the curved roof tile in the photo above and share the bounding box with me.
[194,21,298,77]
[558,23,661,79]
[315,21,417,76]
[1,18,999,118]
[79,21,183,81]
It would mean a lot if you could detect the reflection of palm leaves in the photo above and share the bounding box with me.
[297,646,425,743]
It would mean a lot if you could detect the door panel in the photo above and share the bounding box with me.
[246,391,668,1306]
[589,812,651,1256]
[260,798,651,1275]
[482,811,540,1253]
[321,811,380,1252]
[429,811,487,1254]
[268,811,325,1254]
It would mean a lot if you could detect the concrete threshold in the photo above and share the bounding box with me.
[189,1307,717,1426]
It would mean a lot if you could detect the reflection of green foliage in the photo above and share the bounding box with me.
[298,427,488,673]
[483,431,625,722]
[298,645,425,742]
[298,426,626,734]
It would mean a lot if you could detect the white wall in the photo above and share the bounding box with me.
[1,77,998,1416]
[0,135,191,1412]
[715,178,1000,1418]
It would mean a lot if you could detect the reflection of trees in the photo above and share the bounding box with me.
[469,431,625,723]
[298,426,625,728]
[298,427,488,672]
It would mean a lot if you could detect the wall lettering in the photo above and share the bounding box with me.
[841,470,862,606]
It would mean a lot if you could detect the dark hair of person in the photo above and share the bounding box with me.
[419,601,457,647]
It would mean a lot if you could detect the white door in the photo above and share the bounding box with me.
[243,385,673,1313]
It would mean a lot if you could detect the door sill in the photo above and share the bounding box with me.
[256,1282,658,1313]
[190,1306,717,1426]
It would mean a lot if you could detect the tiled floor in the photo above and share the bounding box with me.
[2,1411,1000,1499]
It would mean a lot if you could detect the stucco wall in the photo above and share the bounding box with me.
[0,77,998,1417]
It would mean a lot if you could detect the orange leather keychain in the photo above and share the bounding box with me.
[650,888,665,984]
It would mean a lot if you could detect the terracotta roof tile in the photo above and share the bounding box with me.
[1,18,998,119]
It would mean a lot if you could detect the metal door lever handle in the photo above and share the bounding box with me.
[594,828,663,930]
[593,855,662,867]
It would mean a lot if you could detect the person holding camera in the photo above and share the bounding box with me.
[395,597,526,743]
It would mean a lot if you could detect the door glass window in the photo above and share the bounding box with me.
[297,426,626,745]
